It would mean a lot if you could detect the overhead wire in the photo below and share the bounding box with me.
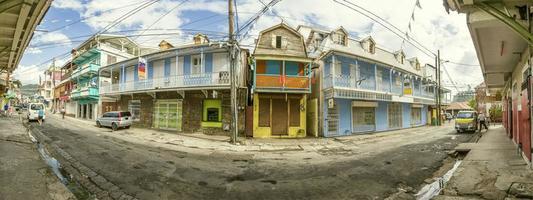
[133,0,190,42]
[44,0,153,33]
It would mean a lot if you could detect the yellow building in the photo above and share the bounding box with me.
[251,23,313,138]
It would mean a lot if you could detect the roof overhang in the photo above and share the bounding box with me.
[0,0,52,73]
[467,9,527,90]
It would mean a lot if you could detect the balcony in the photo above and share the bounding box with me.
[71,63,99,79]
[71,87,98,99]
[324,74,437,102]
[100,72,230,95]
[255,74,310,92]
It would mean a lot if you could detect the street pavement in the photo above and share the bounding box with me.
[0,115,74,200]
[27,114,475,200]
[438,126,533,199]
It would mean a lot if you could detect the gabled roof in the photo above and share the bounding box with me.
[361,36,375,44]
[253,23,308,58]
[332,26,349,36]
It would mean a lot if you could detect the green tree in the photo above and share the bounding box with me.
[468,98,476,110]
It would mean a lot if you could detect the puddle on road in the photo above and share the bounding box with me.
[415,160,462,200]
[28,129,91,199]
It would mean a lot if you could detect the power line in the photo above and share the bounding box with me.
[133,0,190,42]
[332,0,435,58]
[98,0,161,34]
[44,0,153,33]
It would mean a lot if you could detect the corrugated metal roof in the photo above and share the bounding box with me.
[0,0,52,73]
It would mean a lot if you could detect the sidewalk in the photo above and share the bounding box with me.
[438,126,533,199]
[0,115,74,200]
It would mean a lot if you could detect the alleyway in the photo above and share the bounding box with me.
[29,115,475,199]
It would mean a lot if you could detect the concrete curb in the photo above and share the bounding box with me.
[24,121,138,200]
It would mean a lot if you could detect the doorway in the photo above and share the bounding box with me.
[271,98,288,135]
[154,100,182,131]
[352,106,375,133]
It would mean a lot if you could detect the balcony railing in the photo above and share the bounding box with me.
[71,87,98,99]
[255,74,310,92]
[325,74,437,99]
[71,63,99,79]
[100,72,230,94]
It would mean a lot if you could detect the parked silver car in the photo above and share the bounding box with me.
[96,111,133,131]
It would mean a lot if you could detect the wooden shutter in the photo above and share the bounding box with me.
[259,98,270,127]
[290,99,300,126]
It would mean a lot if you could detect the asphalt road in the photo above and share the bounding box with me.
[32,117,475,200]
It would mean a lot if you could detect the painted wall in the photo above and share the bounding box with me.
[421,105,428,125]
[375,101,388,131]
[402,103,411,128]
[336,98,352,136]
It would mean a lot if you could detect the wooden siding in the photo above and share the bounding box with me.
[254,25,307,58]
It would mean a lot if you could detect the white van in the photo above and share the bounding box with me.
[27,103,45,121]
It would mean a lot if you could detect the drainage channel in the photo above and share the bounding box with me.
[28,129,92,199]
[414,159,462,200]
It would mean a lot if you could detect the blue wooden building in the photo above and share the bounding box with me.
[298,26,443,137]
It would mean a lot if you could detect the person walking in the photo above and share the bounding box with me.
[60,106,66,119]
[478,112,488,132]
[37,107,45,125]
[3,103,8,117]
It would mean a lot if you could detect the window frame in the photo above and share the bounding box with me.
[191,55,203,75]
[275,35,282,49]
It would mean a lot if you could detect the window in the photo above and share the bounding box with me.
[352,107,375,132]
[335,33,346,45]
[207,108,219,122]
[369,42,375,54]
[128,100,141,121]
[107,55,117,65]
[192,55,202,74]
[203,99,221,123]
[286,62,303,76]
[275,36,282,48]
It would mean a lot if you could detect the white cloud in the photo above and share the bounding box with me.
[233,0,482,94]
[12,65,43,85]
[29,32,72,52]
[26,47,43,54]
[52,0,84,11]
[34,0,482,93]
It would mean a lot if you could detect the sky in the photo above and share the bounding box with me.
[13,0,483,94]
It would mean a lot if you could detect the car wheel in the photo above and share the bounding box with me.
[96,121,101,128]
[111,123,118,131]
[125,125,130,129]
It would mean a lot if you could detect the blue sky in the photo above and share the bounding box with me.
[14,0,483,93]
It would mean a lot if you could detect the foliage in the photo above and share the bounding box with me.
[467,98,476,110]
[489,104,503,121]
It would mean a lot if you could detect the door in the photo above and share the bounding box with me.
[154,100,182,131]
[521,89,531,161]
[388,103,402,129]
[271,98,288,135]
[327,99,339,136]
[352,107,375,133]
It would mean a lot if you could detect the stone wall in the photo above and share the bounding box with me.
[118,93,153,128]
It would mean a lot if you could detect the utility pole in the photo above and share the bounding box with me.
[228,0,238,144]
[436,50,442,126]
